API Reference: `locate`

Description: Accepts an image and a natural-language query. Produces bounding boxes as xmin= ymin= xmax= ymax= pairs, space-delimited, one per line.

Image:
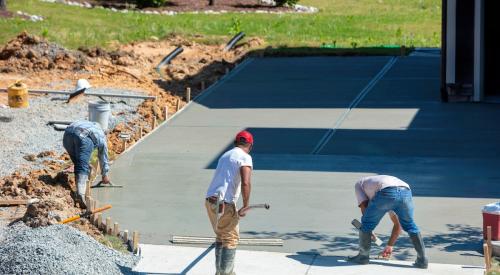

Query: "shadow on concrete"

xmin=243 ymin=224 xmax=483 ymax=262
xmin=287 ymin=253 xmax=415 ymax=268
xmin=206 ymin=126 xmax=500 ymax=198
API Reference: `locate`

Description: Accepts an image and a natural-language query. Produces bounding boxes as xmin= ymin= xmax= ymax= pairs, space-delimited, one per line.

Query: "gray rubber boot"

xmin=220 ymin=247 xmax=236 ymax=275
xmin=409 ymin=232 xmax=428 ymax=269
xmin=215 ymin=242 xmax=222 ymax=275
xmin=75 ymin=174 xmax=88 ymax=209
xmin=347 ymin=231 xmax=371 ymax=264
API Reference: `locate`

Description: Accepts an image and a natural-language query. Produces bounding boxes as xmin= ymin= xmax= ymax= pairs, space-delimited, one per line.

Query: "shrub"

xmin=275 ymin=0 xmax=299 ymax=7
xmin=135 ymin=0 xmax=167 ymax=8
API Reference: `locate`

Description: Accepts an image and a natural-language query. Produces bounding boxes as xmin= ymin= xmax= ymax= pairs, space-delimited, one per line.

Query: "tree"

xmin=0 ymin=0 xmax=6 ymax=11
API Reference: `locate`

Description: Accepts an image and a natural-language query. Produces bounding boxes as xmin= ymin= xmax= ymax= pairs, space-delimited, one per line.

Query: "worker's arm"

xmin=97 ymin=138 xmax=110 ymax=182
xmin=381 ymin=212 xmax=402 ymax=258
xmin=359 ymin=200 xmax=368 ymax=215
xmin=238 ymin=166 xmax=252 ymax=217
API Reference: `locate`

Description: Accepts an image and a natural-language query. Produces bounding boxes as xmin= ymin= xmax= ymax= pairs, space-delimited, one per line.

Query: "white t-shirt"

xmin=355 ymin=175 xmax=410 ymax=205
xmin=206 ymin=147 xmax=253 ymax=203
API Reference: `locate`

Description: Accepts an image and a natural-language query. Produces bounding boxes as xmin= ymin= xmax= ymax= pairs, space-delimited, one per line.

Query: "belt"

xmin=383 ymin=186 xmax=410 ymax=190
xmin=74 ymin=127 xmax=98 ymax=145
xmin=206 ymin=196 xmax=232 ymax=205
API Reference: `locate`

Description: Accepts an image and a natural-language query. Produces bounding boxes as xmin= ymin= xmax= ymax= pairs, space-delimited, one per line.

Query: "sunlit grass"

xmin=0 ymin=0 xmax=441 ymax=49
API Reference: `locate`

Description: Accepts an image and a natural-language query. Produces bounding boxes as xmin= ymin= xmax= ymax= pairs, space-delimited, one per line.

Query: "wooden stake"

xmin=132 ymin=231 xmax=139 ymax=253
xmin=153 ymin=116 xmax=157 ymax=129
xmin=139 ymin=126 xmax=143 ymax=139
xmin=400 ymin=45 xmax=406 ymax=56
xmin=186 ymin=87 xmax=191 ymax=102
xmin=113 ymin=222 xmax=119 ymax=236
xmin=122 ymin=139 xmax=127 ymax=152
xmin=176 ymin=98 xmax=181 ymax=112
xmin=201 ymin=81 xmax=205 ymax=91
xmin=163 ymin=106 xmax=168 ymax=121
xmin=123 ymin=230 xmax=129 ymax=242
xmin=96 ymin=213 xmax=102 ymax=229
xmin=106 ymin=217 xmax=111 ymax=234
xmin=487 ymin=226 xmax=492 ymax=258
xmin=483 ymin=243 xmax=491 ymax=270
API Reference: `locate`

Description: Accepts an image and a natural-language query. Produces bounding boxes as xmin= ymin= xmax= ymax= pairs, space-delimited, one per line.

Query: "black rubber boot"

xmin=215 ymin=242 xmax=222 ymax=275
xmin=347 ymin=231 xmax=371 ymax=264
xmin=409 ymin=232 xmax=428 ymax=269
xmin=220 ymin=247 xmax=236 ymax=275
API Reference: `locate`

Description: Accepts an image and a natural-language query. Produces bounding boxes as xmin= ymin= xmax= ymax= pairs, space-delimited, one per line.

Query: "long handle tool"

xmin=60 ymin=204 xmax=112 ymax=224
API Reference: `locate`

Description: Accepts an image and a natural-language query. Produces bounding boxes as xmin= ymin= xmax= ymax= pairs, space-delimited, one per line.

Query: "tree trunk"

xmin=209 ymin=0 xmax=214 ymax=6
xmin=0 ymin=0 xmax=7 ymax=11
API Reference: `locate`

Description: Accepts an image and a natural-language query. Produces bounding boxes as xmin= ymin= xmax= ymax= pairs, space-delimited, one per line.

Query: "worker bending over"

xmin=63 ymin=120 xmax=111 ymax=208
xmin=205 ymin=131 xmax=254 ymax=275
xmin=348 ymin=175 xmax=428 ymax=268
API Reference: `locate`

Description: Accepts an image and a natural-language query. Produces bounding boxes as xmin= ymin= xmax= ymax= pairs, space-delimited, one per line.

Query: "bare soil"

xmin=0 ymin=32 xmax=262 ymax=239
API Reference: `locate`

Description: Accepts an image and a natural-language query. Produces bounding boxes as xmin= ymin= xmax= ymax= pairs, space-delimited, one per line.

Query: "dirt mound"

xmin=78 ymin=46 xmax=142 ymax=67
xmin=0 ymin=161 xmax=80 ymax=227
xmin=0 ymin=32 xmax=89 ymax=72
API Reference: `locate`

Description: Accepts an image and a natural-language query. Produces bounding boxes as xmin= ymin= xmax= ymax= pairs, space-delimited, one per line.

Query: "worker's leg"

xmin=63 ymin=132 xmax=87 ymax=207
xmin=360 ymin=188 xmax=395 ymax=233
xmin=350 ymin=188 xmax=395 ymax=264
xmin=205 ymin=201 xmax=223 ymax=274
xmin=393 ymin=188 xmax=428 ymax=268
xmin=217 ymin=204 xmax=239 ymax=275
xmin=73 ymin=137 xmax=94 ymax=207
xmin=62 ymin=131 xmax=78 ymax=168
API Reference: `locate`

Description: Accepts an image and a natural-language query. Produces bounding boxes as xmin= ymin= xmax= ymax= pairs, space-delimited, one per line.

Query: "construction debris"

xmin=0 ymin=31 xmax=263 ymax=247
xmin=0 ymin=222 xmax=138 ymax=275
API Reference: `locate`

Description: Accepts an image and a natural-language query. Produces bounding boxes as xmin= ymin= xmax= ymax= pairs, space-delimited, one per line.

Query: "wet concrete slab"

xmin=94 ymin=56 xmax=498 ymax=266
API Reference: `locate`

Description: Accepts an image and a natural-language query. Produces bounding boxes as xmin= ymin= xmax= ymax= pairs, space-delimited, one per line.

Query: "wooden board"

xmin=171 ymin=235 xmax=283 ymax=246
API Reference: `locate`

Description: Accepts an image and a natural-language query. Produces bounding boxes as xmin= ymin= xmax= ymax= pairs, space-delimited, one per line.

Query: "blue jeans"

xmin=63 ymin=131 xmax=94 ymax=176
xmin=361 ymin=186 xmax=420 ymax=234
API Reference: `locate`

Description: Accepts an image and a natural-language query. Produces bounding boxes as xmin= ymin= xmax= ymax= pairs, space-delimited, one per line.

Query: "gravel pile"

xmin=0 ymin=88 xmax=143 ymax=177
xmin=0 ymin=222 xmax=138 ymax=275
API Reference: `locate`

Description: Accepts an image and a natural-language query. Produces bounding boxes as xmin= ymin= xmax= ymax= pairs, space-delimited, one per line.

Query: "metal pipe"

xmin=224 ymin=32 xmax=245 ymax=51
xmin=0 ymin=88 xmax=156 ymax=100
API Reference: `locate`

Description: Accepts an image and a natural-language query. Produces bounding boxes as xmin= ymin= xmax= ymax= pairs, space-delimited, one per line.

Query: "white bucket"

xmin=88 ymin=101 xmax=111 ymax=131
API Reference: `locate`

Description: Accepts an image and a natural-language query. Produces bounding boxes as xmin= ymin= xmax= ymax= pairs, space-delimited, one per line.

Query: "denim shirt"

xmin=68 ymin=120 xmax=110 ymax=176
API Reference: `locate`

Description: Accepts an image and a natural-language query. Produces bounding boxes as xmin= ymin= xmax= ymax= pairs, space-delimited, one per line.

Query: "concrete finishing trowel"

xmin=91 ymin=180 xmax=123 ymax=188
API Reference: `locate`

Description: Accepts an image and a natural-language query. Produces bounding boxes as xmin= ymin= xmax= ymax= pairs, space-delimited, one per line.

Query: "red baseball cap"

xmin=235 ymin=130 xmax=254 ymax=145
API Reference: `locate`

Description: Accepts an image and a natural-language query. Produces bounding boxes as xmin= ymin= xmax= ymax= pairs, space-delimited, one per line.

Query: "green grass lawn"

xmin=0 ymin=0 xmax=441 ymax=49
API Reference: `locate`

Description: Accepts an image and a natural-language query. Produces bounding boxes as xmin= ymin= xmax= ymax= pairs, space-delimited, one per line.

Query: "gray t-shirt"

xmin=355 ymin=175 xmax=410 ymax=205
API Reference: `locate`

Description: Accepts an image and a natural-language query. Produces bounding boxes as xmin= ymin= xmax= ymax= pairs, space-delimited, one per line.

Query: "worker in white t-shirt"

xmin=348 ymin=175 xmax=428 ymax=269
xmin=205 ymin=130 xmax=254 ymax=275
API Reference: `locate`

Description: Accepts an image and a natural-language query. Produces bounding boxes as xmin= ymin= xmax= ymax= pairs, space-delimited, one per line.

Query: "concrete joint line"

xmin=311 ymin=57 xmax=398 ymax=155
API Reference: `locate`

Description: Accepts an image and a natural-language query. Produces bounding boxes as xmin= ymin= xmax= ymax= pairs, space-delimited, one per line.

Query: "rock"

xmin=23 ymin=154 xmax=37 ymax=162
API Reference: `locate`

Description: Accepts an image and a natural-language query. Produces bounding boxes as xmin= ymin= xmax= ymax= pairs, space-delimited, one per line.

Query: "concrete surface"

xmin=133 ymin=244 xmax=485 ymax=275
xmin=94 ymin=56 xmax=500 ymax=267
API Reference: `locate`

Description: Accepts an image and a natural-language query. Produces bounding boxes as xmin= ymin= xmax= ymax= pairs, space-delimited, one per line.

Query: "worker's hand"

xmin=238 ymin=206 xmax=249 ymax=217
xmin=101 ymin=175 xmax=111 ymax=184
xmin=380 ymin=246 xmax=393 ymax=259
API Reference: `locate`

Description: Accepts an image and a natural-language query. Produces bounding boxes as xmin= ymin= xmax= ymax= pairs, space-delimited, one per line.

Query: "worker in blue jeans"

xmin=63 ymin=120 xmax=111 ymax=209
xmin=348 ymin=175 xmax=428 ymax=269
